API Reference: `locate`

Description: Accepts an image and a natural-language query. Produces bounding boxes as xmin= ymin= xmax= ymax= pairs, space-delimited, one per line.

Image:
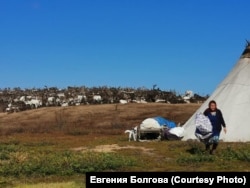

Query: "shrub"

xmin=0 ymin=149 xmax=137 ymax=177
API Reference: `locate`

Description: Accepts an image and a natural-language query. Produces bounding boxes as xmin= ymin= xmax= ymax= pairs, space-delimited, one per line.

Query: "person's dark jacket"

xmin=203 ymin=108 xmax=226 ymax=133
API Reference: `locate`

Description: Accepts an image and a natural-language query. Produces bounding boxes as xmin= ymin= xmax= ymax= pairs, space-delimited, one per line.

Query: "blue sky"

xmin=0 ymin=0 xmax=249 ymax=96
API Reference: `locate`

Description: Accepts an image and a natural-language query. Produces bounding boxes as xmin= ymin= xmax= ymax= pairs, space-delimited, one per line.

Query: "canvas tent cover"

xmin=182 ymin=41 xmax=250 ymax=142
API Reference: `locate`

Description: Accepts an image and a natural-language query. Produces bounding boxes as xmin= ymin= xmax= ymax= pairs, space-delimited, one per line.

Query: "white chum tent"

xmin=182 ymin=41 xmax=250 ymax=142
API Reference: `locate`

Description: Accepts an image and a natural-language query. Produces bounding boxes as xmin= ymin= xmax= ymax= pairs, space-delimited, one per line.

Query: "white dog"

xmin=124 ymin=126 xmax=137 ymax=141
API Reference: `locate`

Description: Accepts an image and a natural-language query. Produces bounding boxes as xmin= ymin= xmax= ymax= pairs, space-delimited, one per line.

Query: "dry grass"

xmin=13 ymin=182 xmax=83 ymax=188
xmin=0 ymin=103 xmax=199 ymax=136
xmin=0 ymin=103 xmax=201 ymax=155
xmin=1 ymin=103 xmax=249 ymax=187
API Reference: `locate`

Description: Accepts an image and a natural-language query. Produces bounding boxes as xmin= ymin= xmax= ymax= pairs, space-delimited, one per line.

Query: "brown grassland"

xmin=0 ymin=103 xmax=249 ymax=187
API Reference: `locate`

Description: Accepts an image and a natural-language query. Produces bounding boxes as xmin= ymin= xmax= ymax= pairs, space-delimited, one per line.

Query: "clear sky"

xmin=1 ymin=0 xmax=249 ymax=96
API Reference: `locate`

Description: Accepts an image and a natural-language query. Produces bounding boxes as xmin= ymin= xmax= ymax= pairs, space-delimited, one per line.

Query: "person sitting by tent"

xmin=203 ymin=100 xmax=227 ymax=155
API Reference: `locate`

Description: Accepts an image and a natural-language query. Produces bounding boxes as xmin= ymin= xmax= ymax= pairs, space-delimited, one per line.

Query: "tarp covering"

xmin=169 ymin=127 xmax=185 ymax=138
xmin=140 ymin=116 xmax=176 ymax=130
xmin=153 ymin=116 xmax=176 ymax=128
